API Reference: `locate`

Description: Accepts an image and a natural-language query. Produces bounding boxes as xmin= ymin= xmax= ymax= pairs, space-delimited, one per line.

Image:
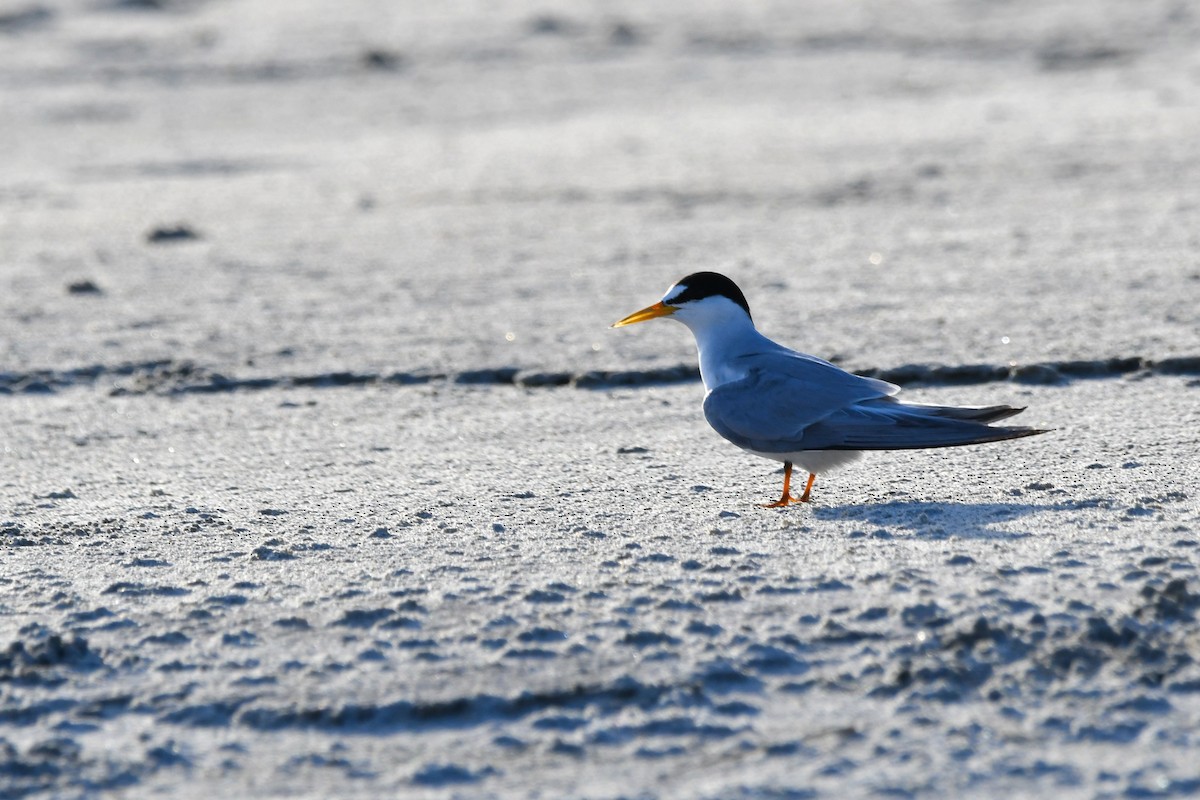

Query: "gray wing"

xmin=702 ymin=351 xmax=898 ymax=452
xmin=777 ymin=398 xmax=1046 ymax=450
xmin=704 ymin=352 xmax=1045 ymax=453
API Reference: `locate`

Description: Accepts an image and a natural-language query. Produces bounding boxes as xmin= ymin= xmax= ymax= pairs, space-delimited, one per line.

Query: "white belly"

xmin=746 ymin=448 xmax=863 ymax=475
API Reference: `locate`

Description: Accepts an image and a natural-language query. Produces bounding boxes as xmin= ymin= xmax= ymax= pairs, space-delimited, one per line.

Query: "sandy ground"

xmin=3 ymin=1 xmax=1200 ymax=798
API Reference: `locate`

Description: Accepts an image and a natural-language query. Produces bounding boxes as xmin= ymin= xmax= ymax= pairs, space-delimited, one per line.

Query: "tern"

xmin=612 ymin=272 xmax=1048 ymax=507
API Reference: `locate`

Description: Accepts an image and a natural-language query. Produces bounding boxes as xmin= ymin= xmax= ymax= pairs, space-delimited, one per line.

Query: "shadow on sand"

xmin=813 ymin=499 xmax=1072 ymax=540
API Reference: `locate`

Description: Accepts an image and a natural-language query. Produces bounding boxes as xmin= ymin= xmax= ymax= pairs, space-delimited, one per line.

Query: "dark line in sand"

xmin=2 ymin=355 xmax=1199 ymax=397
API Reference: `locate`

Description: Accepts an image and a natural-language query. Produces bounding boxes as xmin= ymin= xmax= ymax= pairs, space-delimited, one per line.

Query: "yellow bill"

xmin=611 ymin=301 xmax=677 ymax=328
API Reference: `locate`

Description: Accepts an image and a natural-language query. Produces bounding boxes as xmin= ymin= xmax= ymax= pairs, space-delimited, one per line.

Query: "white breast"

xmin=746 ymin=447 xmax=864 ymax=475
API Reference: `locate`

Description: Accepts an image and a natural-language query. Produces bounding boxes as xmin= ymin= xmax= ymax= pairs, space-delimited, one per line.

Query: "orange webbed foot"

xmin=762 ymin=495 xmax=798 ymax=509
xmin=762 ymin=470 xmax=815 ymax=508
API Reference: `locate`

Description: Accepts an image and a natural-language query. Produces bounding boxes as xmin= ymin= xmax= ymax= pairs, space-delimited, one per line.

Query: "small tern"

xmin=612 ymin=272 xmax=1048 ymax=507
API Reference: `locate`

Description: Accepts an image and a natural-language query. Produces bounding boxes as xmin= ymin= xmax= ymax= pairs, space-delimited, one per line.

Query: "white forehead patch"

xmin=662 ymin=283 xmax=687 ymax=304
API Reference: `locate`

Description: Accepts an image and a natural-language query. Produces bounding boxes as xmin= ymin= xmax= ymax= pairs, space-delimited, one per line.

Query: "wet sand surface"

xmin=3 ymin=1 xmax=1200 ymax=797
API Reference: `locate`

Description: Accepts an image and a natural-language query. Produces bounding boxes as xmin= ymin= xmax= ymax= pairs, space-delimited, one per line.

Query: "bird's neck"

xmin=685 ymin=315 xmax=770 ymax=393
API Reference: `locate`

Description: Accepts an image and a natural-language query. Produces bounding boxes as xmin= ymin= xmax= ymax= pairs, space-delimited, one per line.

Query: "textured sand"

xmin=3 ymin=1 xmax=1200 ymax=798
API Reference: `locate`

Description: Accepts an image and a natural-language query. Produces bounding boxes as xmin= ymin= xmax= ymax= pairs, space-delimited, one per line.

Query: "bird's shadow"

xmin=812 ymin=499 xmax=1072 ymax=540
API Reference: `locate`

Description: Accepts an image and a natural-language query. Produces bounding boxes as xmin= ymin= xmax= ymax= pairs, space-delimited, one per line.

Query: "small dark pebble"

xmin=67 ymin=279 xmax=103 ymax=295
xmin=362 ymin=49 xmax=403 ymax=70
xmin=528 ymin=13 xmax=572 ymax=35
xmin=146 ymin=225 xmax=200 ymax=243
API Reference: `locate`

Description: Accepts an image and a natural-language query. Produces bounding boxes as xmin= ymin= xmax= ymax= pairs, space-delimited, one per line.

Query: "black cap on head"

xmin=667 ymin=272 xmax=752 ymax=320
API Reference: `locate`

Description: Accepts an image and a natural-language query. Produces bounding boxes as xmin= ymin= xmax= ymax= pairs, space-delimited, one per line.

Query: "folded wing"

xmin=704 ymin=355 xmax=1046 ymax=453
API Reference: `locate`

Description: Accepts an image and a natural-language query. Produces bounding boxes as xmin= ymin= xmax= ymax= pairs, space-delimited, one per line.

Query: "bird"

xmin=611 ymin=271 xmax=1048 ymax=507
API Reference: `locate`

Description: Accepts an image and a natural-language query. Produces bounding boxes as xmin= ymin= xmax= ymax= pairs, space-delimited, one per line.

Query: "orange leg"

xmin=763 ymin=462 xmax=816 ymax=508
xmin=797 ymin=471 xmax=815 ymax=503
